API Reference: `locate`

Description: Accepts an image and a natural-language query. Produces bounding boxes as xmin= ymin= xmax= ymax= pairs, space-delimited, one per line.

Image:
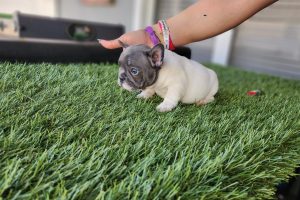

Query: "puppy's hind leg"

xmin=196 ymin=96 xmax=215 ymax=106
xmin=197 ymin=79 xmax=218 ymax=106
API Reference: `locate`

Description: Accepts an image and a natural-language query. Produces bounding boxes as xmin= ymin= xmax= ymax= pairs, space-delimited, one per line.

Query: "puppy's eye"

xmin=130 ymin=67 xmax=139 ymax=75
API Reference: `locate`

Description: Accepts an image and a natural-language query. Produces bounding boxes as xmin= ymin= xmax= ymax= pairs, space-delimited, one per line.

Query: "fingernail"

xmin=97 ymin=39 xmax=102 ymax=42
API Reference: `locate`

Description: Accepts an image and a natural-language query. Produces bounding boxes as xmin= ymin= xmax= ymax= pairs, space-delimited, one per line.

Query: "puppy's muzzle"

xmin=119 ymin=76 xmax=126 ymax=83
xmin=119 ymin=73 xmax=127 ymax=86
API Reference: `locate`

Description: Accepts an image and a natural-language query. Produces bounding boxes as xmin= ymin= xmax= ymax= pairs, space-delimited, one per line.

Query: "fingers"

xmin=98 ymin=29 xmax=148 ymax=49
xmin=98 ymin=39 xmax=121 ymax=49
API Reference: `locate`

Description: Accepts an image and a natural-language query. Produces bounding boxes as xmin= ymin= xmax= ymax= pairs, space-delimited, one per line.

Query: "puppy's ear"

xmin=148 ymin=43 xmax=164 ymax=67
xmin=118 ymin=40 xmax=129 ymax=49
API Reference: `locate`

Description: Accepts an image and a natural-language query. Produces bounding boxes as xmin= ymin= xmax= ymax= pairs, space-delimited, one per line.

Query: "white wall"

xmin=0 ymin=0 xmax=138 ymax=31
xmin=57 ymin=0 xmax=135 ymax=31
xmin=0 ymin=0 xmax=57 ymax=16
xmin=132 ymin=0 xmax=156 ymax=30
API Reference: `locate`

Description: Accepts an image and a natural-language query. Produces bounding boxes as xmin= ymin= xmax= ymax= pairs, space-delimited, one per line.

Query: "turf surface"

xmin=0 ymin=62 xmax=300 ymax=200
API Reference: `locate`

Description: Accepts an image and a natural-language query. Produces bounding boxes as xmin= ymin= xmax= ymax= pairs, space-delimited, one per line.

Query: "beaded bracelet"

xmin=158 ymin=20 xmax=175 ymax=50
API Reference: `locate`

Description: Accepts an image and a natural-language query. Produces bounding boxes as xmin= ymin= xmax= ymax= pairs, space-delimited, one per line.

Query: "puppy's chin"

xmin=121 ymin=82 xmax=134 ymax=92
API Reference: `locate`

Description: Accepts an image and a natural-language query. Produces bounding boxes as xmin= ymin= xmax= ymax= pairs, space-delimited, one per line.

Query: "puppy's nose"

xmin=120 ymin=76 xmax=125 ymax=83
xmin=120 ymin=73 xmax=126 ymax=82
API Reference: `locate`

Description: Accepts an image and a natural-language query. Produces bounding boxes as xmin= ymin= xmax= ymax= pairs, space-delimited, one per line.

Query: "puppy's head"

xmin=118 ymin=41 xmax=164 ymax=91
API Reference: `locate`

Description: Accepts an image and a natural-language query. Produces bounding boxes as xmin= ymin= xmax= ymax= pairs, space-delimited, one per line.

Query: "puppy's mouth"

xmin=119 ymin=77 xmax=144 ymax=91
xmin=122 ymin=83 xmax=143 ymax=92
xmin=121 ymin=84 xmax=134 ymax=91
xmin=119 ymin=79 xmax=136 ymax=92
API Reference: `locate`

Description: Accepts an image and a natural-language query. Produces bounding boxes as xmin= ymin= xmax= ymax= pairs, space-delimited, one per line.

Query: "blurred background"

xmin=0 ymin=0 xmax=299 ymax=79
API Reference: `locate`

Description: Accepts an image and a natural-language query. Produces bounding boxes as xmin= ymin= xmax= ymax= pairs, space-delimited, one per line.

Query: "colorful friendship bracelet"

xmin=158 ymin=20 xmax=175 ymax=50
xmin=145 ymin=21 xmax=175 ymax=50
xmin=158 ymin=20 xmax=169 ymax=49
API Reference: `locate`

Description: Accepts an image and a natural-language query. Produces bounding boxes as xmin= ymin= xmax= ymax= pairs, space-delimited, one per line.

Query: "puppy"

xmin=118 ymin=42 xmax=218 ymax=112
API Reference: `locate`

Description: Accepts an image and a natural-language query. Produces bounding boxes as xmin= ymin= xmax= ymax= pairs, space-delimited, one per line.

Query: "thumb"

xmin=98 ymin=39 xmax=121 ymax=49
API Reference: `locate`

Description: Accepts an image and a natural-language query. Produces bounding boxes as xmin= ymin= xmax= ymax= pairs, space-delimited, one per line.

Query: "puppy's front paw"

xmin=156 ymin=102 xmax=176 ymax=112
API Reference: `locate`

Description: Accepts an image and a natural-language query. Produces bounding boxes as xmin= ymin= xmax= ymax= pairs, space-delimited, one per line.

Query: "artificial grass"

xmin=0 ymin=61 xmax=300 ymax=200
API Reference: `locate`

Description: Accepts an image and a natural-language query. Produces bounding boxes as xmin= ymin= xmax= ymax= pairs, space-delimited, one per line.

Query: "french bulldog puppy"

xmin=118 ymin=41 xmax=218 ymax=112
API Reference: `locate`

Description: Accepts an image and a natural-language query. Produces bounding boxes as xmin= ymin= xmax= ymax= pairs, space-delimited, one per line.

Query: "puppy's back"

xmin=163 ymin=50 xmax=218 ymax=104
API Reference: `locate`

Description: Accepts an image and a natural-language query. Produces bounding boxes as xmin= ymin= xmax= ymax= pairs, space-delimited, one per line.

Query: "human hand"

xmin=98 ymin=29 xmax=153 ymax=49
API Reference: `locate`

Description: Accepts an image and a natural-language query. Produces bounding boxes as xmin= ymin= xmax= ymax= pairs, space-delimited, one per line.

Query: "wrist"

xmin=152 ymin=24 xmax=164 ymax=46
xmin=144 ymin=21 xmax=176 ymax=50
xmin=157 ymin=20 xmax=175 ymax=50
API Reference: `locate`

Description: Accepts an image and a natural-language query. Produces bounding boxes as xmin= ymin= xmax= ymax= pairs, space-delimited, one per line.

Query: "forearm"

xmin=154 ymin=0 xmax=277 ymax=46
